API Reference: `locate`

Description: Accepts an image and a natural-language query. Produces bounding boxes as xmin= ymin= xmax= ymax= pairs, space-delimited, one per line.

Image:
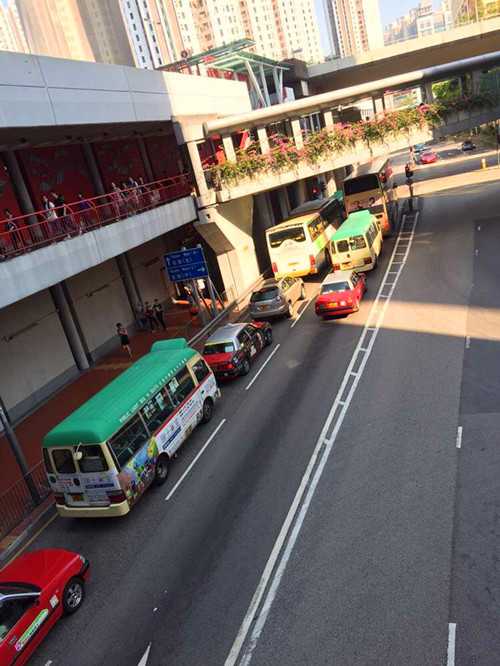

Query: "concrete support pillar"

xmin=424 ymin=82 xmax=434 ymax=103
xmin=333 ymin=167 xmax=347 ymax=189
xmin=222 ymin=134 xmax=236 ymax=162
xmin=322 ymin=110 xmax=334 ymax=129
xmin=186 ymin=141 xmax=210 ymax=199
xmin=471 ymin=70 xmax=482 ymax=94
xmin=294 ymin=178 xmax=308 ymax=206
xmin=277 ymin=187 xmax=291 ymax=219
xmin=324 ymin=171 xmax=337 ymax=197
xmin=291 ymin=118 xmax=304 ymax=150
xmin=254 ymin=192 xmax=275 ymax=229
xmin=372 ymin=97 xmax=385 ymax=115
xmin=82 ymin=143 xmax=105 ymax=196
xmin=257 ymin=127 xmax=270 ymax=154
xmin=116 ymin=253 xmax=142 ymax=316
xmin=138 ymin=137 xmax=154 ymax=182
xmin=2 ymin=150 xmax=35 ymax=216
xmin=50 ymin=283 xmax=90 ymax=371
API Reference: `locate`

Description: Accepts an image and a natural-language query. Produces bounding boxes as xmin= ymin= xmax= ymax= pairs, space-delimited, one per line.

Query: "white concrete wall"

xmin=128 ymin=237 xmax=173 ymax=305
xmin=67 ymin=260 xmax=132 ymax=358
xmin=0 ymin=196 xmax=197 ymax=310
xmin=0 ymin=51 xmax=251 ymax=130
xmin=0 ymin=289 xmax=76 ymax=417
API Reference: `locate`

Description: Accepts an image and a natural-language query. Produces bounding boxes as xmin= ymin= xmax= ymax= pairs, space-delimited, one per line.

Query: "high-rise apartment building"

xmin=0 ymin=1 xmax=28 ymax=53
xmin=76 ymin=0 xmax=135 ymax=66
xmin=325 ymin=0 xmax=384 ymax=57
xmin=16 ymin=0 xmax=94 ymax=61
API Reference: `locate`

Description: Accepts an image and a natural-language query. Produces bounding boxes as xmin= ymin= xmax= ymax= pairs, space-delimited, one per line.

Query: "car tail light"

xmin=108 ymin=490 xmax=126 ymax=504
xmin=54 ymin=493 xmax=66 ymax=505
xmin=333 ymin=264 xmax=340 ymax=271
xmin=272 ymin=262 xmax=278 ymax=274
xmin=364 ymin=257 xmax=371 ymax=265
xmin=309 ymin=255 xmax=316 ymax=268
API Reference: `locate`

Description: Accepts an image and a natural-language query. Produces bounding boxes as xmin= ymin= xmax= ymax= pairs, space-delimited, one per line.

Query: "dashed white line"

xmin=290 ymin=299 xmax=311 ymax=328
xmin=138 ymin=642 xmax=152 ymax=666
xmin=475 ymin=249 xmax=479 ymax=256
xmin=456 ymin=426 xmax=463 ymax=449
xmin=477 ymin=225 xmax=481 ymax=231
xmin=225 ymin=213 xmax=419 ymax=666
xmin=245 ymin=344 xmax=281 ymax=391
xmin=465 ymin=336 xmax=471 ymax=349
xmin=447 ymin=623 xmax=457 ymax=666
xmin=165 ymin=419 xmax=226 ymax=501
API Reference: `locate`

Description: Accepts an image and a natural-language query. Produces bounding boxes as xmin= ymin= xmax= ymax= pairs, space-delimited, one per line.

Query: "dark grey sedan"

xmin=249 ymin=277 xmax=306 ymax=319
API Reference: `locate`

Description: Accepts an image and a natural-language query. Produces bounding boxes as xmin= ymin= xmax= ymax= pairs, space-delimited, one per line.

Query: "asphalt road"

xmin=24 ymin=154 xmax=500 ymax=665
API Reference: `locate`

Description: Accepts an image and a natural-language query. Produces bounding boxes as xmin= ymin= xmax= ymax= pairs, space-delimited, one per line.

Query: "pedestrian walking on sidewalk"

xmin=116 ymin=323 xmax=132 ymax=358
xmin=144 ymin=301 xmax=158 ymax=331
xmin=153 ymin=299 xmax=166 ymax=330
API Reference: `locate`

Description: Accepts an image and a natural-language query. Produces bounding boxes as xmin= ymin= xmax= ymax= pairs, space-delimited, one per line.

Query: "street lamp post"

xmin=0 ymin=405 xmax=40 ymax=505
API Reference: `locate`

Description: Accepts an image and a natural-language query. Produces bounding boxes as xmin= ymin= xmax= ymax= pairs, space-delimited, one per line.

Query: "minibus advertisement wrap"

xmin=43 ymin=339 xmax=220 ymax=517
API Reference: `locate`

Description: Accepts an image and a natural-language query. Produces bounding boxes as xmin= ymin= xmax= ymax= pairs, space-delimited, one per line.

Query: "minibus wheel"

xmin=201 ymin=398 xmax=214 ymax=424
xmin=154 ymin=454 xmax=169 ymax=485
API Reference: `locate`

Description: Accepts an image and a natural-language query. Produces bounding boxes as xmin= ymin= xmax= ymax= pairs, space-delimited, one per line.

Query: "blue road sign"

xmin=164 ymin=247 xmax=208 ymax=283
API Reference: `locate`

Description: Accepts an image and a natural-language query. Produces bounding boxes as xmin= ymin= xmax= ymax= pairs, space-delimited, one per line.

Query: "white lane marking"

xmin=465 ymin=336 xmax=471 ymax=349
xmin=138 ymin=643 xmax=152 ymax=666
xmin=477 ymin=225 xmax=481 ymax=231
xmin=165 ymin=419 xmax=226 ymax=501
xmin=475 ymin=249 xmax=479 ymax=256
xmin=290 ymin=299 xmax=311 ymax=329
xmin=245 ymin=344 xmax=281 ymax=391
xmin=447 ymin=623 xmax=457 ymax=666
xmin=456 ymin=426 xmax=463 ymax=449
xmin=225 ymin=213 xmax=419 ymax=666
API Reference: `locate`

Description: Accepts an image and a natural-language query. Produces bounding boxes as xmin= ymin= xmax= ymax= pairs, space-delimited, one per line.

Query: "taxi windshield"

xmin=204 ymin=342 xmax=235 ymax=355
xmin=321 ymin=281 xmax=350 ymax=294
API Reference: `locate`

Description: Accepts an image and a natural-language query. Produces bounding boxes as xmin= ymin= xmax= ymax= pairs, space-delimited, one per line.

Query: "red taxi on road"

xmin=419 ymin=150 xmax=437 ymax=164
xmin=315 ymin=270 xmax=367 ymax=319
xmin=0 ymin=548 xmax=89 ymax=665
xmin=203 ymin=322 xmax=272 ymax=379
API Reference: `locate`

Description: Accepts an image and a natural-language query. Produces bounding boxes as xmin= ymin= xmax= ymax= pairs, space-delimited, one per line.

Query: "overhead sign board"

xmin=164 ymin=247 xmax=208 ymax=283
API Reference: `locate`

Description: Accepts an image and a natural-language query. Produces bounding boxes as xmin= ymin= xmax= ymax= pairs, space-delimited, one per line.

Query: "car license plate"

xmin=260 ymin=304 xmax=270 ymax=310
xmin=328 ymin=302 xmax=337 ymax=308
xmin=288 ymin=261 xmax=299 ymax=266
xmin=341 ymin=262 xmax=352 ymax=269
xmin=71 ymin=493 xmax=84 ymax=502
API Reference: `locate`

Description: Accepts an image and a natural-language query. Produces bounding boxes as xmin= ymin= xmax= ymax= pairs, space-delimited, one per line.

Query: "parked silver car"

xmin=249 ymin=276 xmax=306 ymax=319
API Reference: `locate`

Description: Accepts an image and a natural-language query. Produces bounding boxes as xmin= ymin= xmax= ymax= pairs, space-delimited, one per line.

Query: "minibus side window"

xmin=168 ymin=368 xmax=195 ymax=406
xmin=52 ymin=449 xmax=76 ymax=474
xmin=79 ymin=445 xmax=108 ymax=473
xmin=109 ymin=415 xmax=150 ymax=467
xmin=141 ymin=388 xmax=174 ymax=432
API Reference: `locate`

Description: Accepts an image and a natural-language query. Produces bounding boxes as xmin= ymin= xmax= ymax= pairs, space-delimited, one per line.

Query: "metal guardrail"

xmin=0 ymin=174 xmax=192 ymax=261
xmin=0 ymin=462 xmax=51 ymax=542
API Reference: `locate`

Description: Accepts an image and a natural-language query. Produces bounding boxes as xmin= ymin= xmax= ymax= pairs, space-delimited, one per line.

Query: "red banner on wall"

xmin=0 ymin=158 xmax=22 ymax=220
xmin=144 ymin=134 xmax=183 ymax=180
xmin=18 ymin=145 xmax=95 ymax=208
xmin=93 ymin=139 xmax=146 ymax=190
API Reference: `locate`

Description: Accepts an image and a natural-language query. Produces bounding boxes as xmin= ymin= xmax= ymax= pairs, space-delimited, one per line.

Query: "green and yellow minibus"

xmin=330 ymin=210 xmax=383 ymax=272
xmin=42 ymin=339 xmax=220 ymax=518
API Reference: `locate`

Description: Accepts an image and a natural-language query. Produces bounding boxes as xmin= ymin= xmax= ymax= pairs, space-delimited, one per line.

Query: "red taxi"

xmin=203 ymin=322 xmax=272 ymax=379
xmin=315 ymin=270 xmax=367 ymax=319
xmin=0 ymin=548 xmax=89 ymax=665
xmin=419 ymin=150 xmax=437 ymax=164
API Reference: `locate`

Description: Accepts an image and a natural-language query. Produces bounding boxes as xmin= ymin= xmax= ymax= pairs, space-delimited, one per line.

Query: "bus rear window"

xmin=344 ymin=174 xmax=379 ymax=196
xmin=336 ymin=240 xmax=349 ymax=253
xmin=350 ymin=235 xmax=367 ymax=249
xmin=268 ymin=226 xmax=306 ymax=248
xmin=52 ymin=449 xmax=76 ymax=474
xmin=79 ymin=445 xmax=108 ymax=473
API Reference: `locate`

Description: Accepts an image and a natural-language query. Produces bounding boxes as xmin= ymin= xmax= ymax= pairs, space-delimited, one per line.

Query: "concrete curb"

xmin=0 ymin=499 xmax=56 ymax=567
